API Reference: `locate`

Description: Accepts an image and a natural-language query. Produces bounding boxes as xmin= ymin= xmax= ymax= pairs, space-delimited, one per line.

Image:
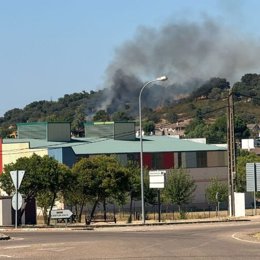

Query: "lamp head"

xmin=156 ymin=76 xmax=168 ymax=81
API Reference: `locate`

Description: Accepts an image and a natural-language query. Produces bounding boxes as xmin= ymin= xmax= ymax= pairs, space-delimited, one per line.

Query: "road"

xmin=1 ymin=220 xmax=260 ymax=259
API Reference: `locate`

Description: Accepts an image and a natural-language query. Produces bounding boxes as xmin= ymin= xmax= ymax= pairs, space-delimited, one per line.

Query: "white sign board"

xmin=10 ymin=170 xmax=25 ymax=189
xmin=246 ymin=163 xmax=260 ymax=192
xmin=51 ymin=209 xmax=73 ymax=219
xmin=246 ymin=163 xmax=255 ymax=192
xmin=242 ymin=139 xmax=255 ymax=150
xmin=12 ymin=192 xmax=23 ymax=210
xmin=255 ymin=163 xmax=260 ymax=191
xmin=149 ymin=170 xmax=166 ymax=189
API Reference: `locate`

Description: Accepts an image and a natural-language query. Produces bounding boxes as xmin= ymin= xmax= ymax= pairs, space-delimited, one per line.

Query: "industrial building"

xmin=0 ymin=121 xmax=228 ymax=208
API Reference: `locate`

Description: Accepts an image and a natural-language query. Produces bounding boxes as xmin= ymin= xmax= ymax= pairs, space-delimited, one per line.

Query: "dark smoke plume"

xmin=102 ymin=18 xmax=260 ymax=114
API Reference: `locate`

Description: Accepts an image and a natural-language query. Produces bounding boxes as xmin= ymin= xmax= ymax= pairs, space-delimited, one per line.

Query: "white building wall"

xmin=187 ymin=167 xmax=227 ymax=206
xmin=0 ymin=197 xmax=12 ymax=226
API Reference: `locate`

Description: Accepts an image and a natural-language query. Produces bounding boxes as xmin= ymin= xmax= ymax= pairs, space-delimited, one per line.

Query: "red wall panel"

xmin=0 ymin=138 xmax=2 ymax=174
xmin=143 ymin=153 xmax=152 ymax=168
xmin=163 ymin=152 xmax=174 ymax=169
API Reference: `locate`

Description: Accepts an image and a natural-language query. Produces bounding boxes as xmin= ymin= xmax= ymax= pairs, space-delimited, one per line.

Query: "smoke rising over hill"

xmin=102 ymin=18 xmax=260 ymax=114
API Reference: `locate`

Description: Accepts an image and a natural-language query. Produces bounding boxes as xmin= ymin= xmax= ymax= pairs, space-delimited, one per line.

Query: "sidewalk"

xmin=1 ymin=215 xmax=259 ymax=240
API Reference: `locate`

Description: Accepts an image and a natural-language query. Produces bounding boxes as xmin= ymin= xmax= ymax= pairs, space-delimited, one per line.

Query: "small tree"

xmin=205 ymin=177 xmax=228 ymax=215
xmin=163 ymin=168 xmax=196 ymax=215
xmin=125 ymin=161 xmax=141 ymax=223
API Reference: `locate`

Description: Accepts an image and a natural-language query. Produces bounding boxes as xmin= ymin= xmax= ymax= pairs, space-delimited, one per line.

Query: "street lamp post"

xmin=139 ymin=75 xmax=168 ymax=224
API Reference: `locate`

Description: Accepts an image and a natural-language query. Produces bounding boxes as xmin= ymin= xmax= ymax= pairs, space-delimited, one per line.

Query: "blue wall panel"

xmin=48 ymin=148 xmax=63 ymax=163
xmin=48 ymin=147 xmax=76 ymax=168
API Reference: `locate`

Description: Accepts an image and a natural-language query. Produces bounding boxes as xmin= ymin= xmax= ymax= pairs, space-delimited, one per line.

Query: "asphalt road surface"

xmin=1 ymin=220 xmax=260 ymax=259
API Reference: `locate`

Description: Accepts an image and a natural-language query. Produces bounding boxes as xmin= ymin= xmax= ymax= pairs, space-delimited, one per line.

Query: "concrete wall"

xmin=187 ymin=167 xmax=227 ymax=207
xmin=2 ymin=142 xmax=48 ymax=169
xmin=48 ymin=123 xmax=71 ymax=142
xmin=0 ymin=197 xmax=12 ymax=226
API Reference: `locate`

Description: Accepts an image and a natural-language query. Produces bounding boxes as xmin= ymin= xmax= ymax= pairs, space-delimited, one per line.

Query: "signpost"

xmin=11 ymin=192 xmax=23 ymax=211
xmin=246 ymin=163 xmax=260 ymax=215
xmin=149 ymin=170 xmax=166 ymax=222
xmin=10 ymin=170 xmax=25 ymax=228
xmin=51 ymin=209 xmax=73 ymax=219
xmin=149 ymin=170 xmax=166 ymax=189
xmin=51 ymin=209 xmax=73 ymax=226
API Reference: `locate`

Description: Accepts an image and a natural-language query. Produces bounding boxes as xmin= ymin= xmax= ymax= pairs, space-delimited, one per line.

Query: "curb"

xmin=0 ymin=233 xmax=10 ymax=240
xmin=0 ymin=217 xmax=250 ymax=231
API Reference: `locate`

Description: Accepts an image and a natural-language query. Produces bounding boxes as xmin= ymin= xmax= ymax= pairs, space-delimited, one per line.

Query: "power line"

xmin=0 ymin=129 xmax=139 ymax=157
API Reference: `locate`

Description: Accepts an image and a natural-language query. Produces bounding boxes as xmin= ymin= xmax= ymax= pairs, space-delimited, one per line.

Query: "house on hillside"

xmin=155 ymin=119 xmax=191 ymax=137
xmin=247 ymin=124 xmax=260 ymax=138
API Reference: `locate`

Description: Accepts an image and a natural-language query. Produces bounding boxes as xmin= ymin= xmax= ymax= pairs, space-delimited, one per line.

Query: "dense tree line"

xmin=1 ymin=73 xmax=260 ymax=139
xmin=0 ymin=154 xmax=202 ymax=225
xmin=3 ymin=150 xmax=258 ymax=224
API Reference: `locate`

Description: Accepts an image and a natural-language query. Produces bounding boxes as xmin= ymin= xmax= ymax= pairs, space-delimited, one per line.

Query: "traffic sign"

xmin=12 ymin=192 xmax=23 ymax=210
xmin=149 ymin=170 xmax=166 ymax=188
xmin=51 ymin=209 xmax=73 ymax=219
xmin=10 ymin=170 xmax=25 ymax=189
xmin=246 ymin=163 xmax=256 ymax=192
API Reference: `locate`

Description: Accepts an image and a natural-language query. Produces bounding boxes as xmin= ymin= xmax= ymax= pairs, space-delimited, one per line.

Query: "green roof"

xmin=72 ymin=136 xmax=226 ymax=155
xmin=3 ymin=136 xmax=226 ymax=155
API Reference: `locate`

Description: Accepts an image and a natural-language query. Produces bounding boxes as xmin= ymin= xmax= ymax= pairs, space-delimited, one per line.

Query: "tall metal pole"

xmin=15 ymin=171 xmax=18 ymax=229
xmin=227 ymin=90 xmax=235 ymax=216
xmin=139 ymin=76 xmax=167 ymax=224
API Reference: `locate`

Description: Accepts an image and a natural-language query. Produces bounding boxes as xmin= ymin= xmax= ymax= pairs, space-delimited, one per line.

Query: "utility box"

xmin=0 ymin=196 xmax=36 ymax=226
xmin=0 ymin=196 xmax=12 ymax=226
xmin=234 ymin=192 xmax=245 ymax=217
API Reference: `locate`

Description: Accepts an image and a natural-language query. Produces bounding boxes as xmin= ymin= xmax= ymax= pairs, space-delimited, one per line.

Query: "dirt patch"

xmin=252 ymin=232 xmax=260 ymax=240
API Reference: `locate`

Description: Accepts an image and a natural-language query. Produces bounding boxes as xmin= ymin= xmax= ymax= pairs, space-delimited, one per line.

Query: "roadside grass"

xmin=36 ymin=208 xmax=260 ymax=225
xmin=253 ymin=233 xmax=260 ymax=240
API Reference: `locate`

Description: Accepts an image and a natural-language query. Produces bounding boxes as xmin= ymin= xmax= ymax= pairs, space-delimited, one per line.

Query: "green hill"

xmin=1 ymin=73 xmax=260 ymax=139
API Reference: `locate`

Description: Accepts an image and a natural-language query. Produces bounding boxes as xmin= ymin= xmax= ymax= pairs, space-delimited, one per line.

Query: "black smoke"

xmin=101 ymin=18 xmax=260 ymax=115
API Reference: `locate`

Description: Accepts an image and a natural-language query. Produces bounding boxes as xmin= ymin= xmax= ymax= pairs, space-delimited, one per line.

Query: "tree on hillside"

xmin=111 ymin=111 xmax=133 ymax=121
xmin=71 ymin=105 xmax=86 ymax=136
xmin=207 ymin=116 xmax=227 ymax=143
xmin=165 ymin=111 xmax=178 ymax=123
xmin=163 ymin=168 xmax=196 ymax=216
xmin=184 ymin=116 xmax=208 ymax=139
xmin=190 ymin=77 xmax=230 ymax=100
xmin=143 ymin=121 xmax=155 ymax=135
xmin=142 ymin=108 xmax=160 ymax=123
xmin=185 ymin=112 xmax=250 ymax=144
xmin=234 ymin=116 xmax=250 ymax=140
xmin=93 ymin=110 xmax=110 ymax=121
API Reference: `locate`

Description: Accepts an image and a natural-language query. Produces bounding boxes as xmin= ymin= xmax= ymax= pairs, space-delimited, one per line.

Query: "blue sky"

xmin=1 ymin=0 xmax=260 ymax=116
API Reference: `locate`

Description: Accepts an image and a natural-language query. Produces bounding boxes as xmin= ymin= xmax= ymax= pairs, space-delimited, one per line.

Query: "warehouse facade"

xmin=0 ymin=122 xmax=227 ymax=208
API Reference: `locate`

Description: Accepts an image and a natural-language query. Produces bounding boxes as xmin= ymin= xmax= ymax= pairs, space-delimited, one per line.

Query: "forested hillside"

xmin=1 ymin=73 xmax=260 ymax=140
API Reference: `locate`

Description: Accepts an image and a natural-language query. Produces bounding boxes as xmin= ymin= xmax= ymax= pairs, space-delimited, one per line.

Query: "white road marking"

xmin=11 ymin=237 xmax=24 ymax=241
xmin=3 ymin=245 xmax=30 ymax=249
xmin=38 ymin=246 xmax=74 ymax=252
xmin=0 ymin=255 xmax=12 ymax=258
xmin=232 ymin=232 xmax=260 ymax=244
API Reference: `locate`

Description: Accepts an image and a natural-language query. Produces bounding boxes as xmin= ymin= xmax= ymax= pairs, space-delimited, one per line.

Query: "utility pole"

xmin=227 ymin=90 xmax=236 ymax=216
